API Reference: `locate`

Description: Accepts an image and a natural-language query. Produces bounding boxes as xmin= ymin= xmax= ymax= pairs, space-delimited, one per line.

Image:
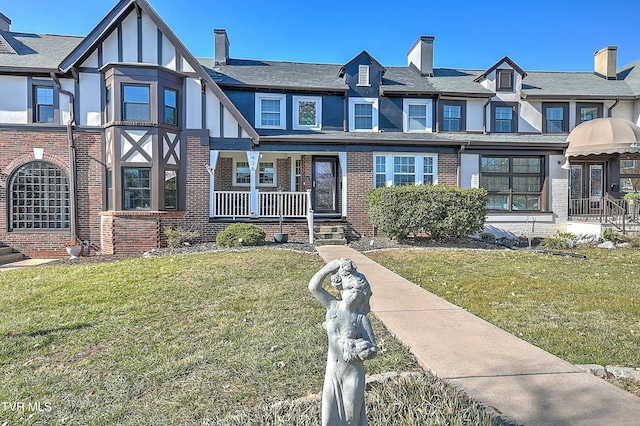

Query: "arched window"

xmin=10 ymin=161 xmax=70 ymax=230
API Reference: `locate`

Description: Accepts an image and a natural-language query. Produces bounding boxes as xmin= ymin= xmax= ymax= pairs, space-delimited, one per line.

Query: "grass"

xmin=367 ymin=248 xmax=640 ymax=368
xmin=0 ymin=250 xmax=498 ymax=425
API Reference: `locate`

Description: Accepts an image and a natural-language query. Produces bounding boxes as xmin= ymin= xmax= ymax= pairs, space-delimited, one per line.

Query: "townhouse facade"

xmin=1 ymin=0 xmax=640 ymax=257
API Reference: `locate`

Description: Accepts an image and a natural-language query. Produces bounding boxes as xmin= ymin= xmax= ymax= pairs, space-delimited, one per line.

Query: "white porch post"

xmin=338 ymin=152 xmax=347 ymax=218
xmin=247 ymin=151 xmax=260 ymax=218
xmin=209 ymin=151 xmax=219 ymax=217
xmin=307 ymin=189 xmax=314 ymax=244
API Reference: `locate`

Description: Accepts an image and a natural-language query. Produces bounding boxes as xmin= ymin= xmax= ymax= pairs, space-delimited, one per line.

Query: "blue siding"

xmin=226 ymin=90 xmax=255 ymax=125
xmin=322 ymin=95 xmax=344 ymax=130
xmin=379 ymin=97 xmax=403 ymax=131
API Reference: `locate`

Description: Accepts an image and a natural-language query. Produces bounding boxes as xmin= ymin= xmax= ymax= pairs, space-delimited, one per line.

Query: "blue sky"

xmin=3 ymin=0 xmax=640 ymax=71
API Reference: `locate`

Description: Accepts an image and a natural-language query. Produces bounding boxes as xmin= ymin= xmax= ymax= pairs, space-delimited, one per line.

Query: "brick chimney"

xmin=214 ymin=29 xmax=229 ymax=65
xmin=407 ymin=36 xmax=435 ymax=77
xmin=594 ymin=46 xmax=618 ymax=80
xmin=0 ymin=13 xmax=11 ymax=32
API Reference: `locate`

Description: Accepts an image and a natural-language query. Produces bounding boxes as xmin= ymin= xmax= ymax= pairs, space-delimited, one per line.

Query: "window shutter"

xmin=358 ymin=65 xmax=370 ymax=86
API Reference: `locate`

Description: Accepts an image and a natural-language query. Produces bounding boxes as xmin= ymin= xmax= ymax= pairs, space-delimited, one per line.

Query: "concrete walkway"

xmin=316 ymin=246 xmax=640 ymax=426
xmin=0 ymin=258 xmax=56 ymax=271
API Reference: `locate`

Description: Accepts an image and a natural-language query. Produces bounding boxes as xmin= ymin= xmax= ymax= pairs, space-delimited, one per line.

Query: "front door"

xmin=312 ymin=157 xmax=338 ymax=213
xmin=569 ymin=161 xmax=604 ymax=214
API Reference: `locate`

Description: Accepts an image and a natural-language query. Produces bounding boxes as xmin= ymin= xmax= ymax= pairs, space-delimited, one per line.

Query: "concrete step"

xmin=0 ymin=246 xmax=13 ymax=256
xmin=0 ymin=251 xmax=25 ymax=266
xmin=315 ymin=226 xmax=343 ymax=234
xmin=314 ymin=238 xmax=347 ymax=246
xmin=314 ymin=232 xmax=345 ymax=240
xmin=314 ymin=225 xmax=346 ymax=246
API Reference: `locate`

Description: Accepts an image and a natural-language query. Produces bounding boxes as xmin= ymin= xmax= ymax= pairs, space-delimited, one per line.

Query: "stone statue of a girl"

xmin=309 ymin=257 xmax=377 ymax=426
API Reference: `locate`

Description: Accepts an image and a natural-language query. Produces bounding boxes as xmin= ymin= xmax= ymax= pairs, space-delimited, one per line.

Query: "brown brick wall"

xmin=0 ymin=128 xmax=103 ymax=258
xmin=438 ymin=153 xmax=459 ymax=186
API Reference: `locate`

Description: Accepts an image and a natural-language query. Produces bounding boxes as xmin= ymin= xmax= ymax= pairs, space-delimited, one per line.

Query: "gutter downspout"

xmin=607 ymin=98 xmax=619 ymax=117
xmin=51 ymin=71 xmax=78 ymax=243
xmin=482 ymin=97 xmax=491 ymax=135
xmin=343 ymin=92 xmax=347 ymax=131
xmin=435 ymin=94 xmax=441 ymax=132
xmin=457 ymin=141 xmax=470 ymax=187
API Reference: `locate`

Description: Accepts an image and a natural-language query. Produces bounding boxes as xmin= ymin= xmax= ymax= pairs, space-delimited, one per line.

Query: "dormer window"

xmin=357 ymin=65 xmax=370 ymax=86
xmin=497 ymin=69 xmax=514 ymax=91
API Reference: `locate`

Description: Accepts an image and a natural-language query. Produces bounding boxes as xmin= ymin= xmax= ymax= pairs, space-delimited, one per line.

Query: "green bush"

xmin=366 ymin=185 xmax=488 ymax=240
xmin=542 ymin=236 xmax=569 ymax=250
xmin=602 ymin=228 xmax=624 ymax=243
xmin=216 ymin=223 xmax=266 ymax=247
xmin=164 ymin=226 xmax=200 ymax=248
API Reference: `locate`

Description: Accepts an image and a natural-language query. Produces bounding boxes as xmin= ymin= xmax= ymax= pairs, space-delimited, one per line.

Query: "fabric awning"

xmin=565 ymin=117 xmax=640 ymax=157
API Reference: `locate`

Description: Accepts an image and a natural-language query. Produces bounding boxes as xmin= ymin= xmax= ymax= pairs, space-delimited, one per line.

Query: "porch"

xmin=568 ymin=195 xmax=640 ymax=235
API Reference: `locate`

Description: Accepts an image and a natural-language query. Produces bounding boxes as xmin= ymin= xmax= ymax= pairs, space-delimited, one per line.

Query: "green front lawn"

xmin=368 ymin=248 xmax=640 ymax=368
xmin=1 ymin=250 xmax=498 ymax=425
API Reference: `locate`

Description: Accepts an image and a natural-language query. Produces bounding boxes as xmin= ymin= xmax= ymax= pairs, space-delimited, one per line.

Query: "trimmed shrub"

xmin=164 ymin=226 xmax=200 ymax=248
xmin=366 ymin=185 xmax=488 ymax=240
xmin=216 ymin=223 xmax=266 ymax=247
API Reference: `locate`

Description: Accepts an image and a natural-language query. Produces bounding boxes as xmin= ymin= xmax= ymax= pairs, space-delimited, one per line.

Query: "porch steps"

xmin=0 ymin=244 xmax=24 ymax=266
xmin=314 ymin=226 xmax=347 ymax=246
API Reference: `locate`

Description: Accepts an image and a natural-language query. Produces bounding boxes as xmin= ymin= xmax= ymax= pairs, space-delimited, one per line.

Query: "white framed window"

xmin=358 ymin=65 xmax=370 ymax=86
xmin=349 ymin=97 xmax=378 ymax=132
xmin=255 ymin=93 xmax=286 ymax=129
xmin=235 ymin=161 xmax=251 ymax=185
xmin=258 ymin=161 xmax=275 ymax=185
xmin=293 ymin=96 xmax=322 ymax=130
xmin=233 ymin=160 xmax=277 ymax=187
xmin=403 ymin=99 xmax=433 ymax=132
xmin=373 ymin=153 xmax=438 ymax=188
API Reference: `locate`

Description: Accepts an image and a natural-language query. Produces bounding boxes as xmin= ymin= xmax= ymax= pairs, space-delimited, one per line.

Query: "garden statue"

xmin=309 ymin=258 xmax=378 ymax=426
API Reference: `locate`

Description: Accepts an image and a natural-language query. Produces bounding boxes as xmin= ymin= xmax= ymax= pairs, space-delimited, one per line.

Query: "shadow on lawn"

xmin=7 ymin=323 xmax=92 ymax=338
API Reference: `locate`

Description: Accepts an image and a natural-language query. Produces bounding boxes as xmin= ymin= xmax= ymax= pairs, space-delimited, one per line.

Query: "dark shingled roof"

xmin=522 ymin=71 xmax=635 ymax=99
xmin=202 ymin=56 xmax=640 ymax=101
xmin=199 ymin=58 xmax=347 ymax=92
xmin=0 ymin=30 xmax=82 ymax=70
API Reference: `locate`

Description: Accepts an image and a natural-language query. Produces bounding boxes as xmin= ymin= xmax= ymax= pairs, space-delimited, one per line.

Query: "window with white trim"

xmin=373 ymin=154 xmax=438 ymax=188
xmin=349 ymin=98 xmax=378 ymax=132
xmin=235 ymin=161 xmax=251 ymax=185
xmin=259 ymin=162 xmax=275 ymax=185
xmin=293 ymin=96 xmax=322 ymax=130
xmin=234 ymin=160 xmax=277 ymax=186
xmin=358 ymin=65 xmax=370 ymax=86
xmin=403 ymin=99 xmax=432 ymax=132
xmin=255 ymin=93 xmax=286 ymax=129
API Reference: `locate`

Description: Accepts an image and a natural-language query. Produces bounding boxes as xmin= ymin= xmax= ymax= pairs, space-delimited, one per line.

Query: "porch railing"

xmin=568 ymin=197 xmax=604 ymax=221
xmin=258 ymin=192 xmax=309 ymax=218
xmin=213 ymin=191 xmax=251 ymax=219
xmin=213 ymin=191 xmax=311 ymax=219
xmin=603 ymin=194 xmax=626 ymax=233
xmin=569 ymin=195 xmax=640 ymax=233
